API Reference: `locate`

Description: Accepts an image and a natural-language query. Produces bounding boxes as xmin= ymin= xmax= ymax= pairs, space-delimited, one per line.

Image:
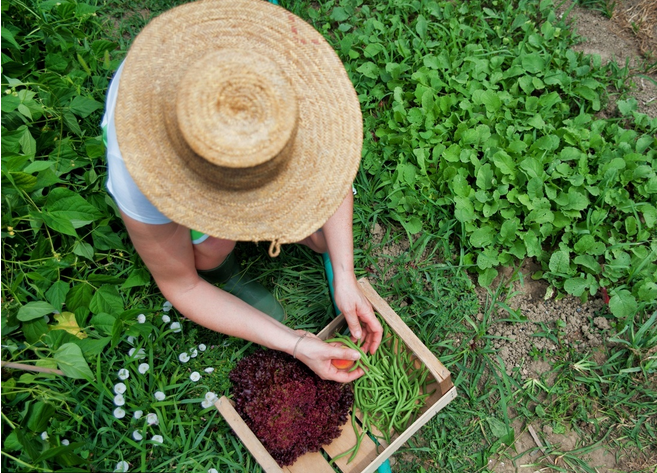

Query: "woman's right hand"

xmin=291 ymin=330 xmax=364 ymax=383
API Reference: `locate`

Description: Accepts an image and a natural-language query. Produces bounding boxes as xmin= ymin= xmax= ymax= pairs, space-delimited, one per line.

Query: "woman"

xmin=102 ymin=0 xmax=382 ymax=382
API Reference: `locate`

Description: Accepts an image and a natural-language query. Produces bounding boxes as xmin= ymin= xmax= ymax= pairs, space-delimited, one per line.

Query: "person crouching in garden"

xmin=101 ymin=0 xmax=382 ymax=382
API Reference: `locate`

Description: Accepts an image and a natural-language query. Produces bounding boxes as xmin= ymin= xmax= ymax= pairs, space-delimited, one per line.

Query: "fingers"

xmin=328 ymin=366 xmax=364 ymax=383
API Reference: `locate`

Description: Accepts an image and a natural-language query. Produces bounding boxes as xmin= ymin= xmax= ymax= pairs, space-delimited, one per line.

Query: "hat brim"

xmin=115 ymin=0 xmax=362 ymax=244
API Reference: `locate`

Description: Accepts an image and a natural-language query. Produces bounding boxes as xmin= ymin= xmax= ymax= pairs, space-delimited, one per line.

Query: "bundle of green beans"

xmin=326 ymin=322 xmax=434 ymax=463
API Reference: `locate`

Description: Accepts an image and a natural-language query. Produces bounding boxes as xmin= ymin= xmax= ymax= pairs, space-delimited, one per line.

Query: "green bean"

xmin=328 ymin=319 xmax=432 ymax=464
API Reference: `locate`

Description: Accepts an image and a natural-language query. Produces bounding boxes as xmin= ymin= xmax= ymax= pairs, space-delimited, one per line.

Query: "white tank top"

xmin=101 ymin=63 xmax=172 ymax=225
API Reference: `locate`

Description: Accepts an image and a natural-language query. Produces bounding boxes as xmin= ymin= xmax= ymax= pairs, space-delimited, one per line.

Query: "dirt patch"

xmin=557 ymin=0 xmax=657 ymax=118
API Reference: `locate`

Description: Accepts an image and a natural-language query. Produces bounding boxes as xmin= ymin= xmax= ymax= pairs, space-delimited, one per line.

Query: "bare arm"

xmin=321 ymin=190 xmax=383 ymax=354
xmin=120 ymin=211 xmax=364 ymax=381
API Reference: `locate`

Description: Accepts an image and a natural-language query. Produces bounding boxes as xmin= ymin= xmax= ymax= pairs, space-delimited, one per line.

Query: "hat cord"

xmin=268 ymin=239 xmax=281 ymax=258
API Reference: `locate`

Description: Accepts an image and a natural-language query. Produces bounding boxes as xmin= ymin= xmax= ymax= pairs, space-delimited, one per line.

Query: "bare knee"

xmin=193 ymin=237 xmax=236 ymax=270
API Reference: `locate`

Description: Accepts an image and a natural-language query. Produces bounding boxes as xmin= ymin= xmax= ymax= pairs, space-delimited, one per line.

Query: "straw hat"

xmin=114 ymin=0 xmax=362 ymax=256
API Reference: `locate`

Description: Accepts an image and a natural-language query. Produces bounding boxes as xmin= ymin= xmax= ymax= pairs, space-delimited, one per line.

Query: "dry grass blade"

xmin=611 ymin=0 xmax=657 ymax=57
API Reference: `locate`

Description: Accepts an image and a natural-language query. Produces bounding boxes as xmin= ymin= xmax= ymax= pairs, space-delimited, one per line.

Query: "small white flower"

xmin=137 ymin=314 xmax=146 ymax=324
xmin=114 ymin=394 xmax=125 ymax=406
xmin=190 ymin=372 xmax=201 ymax=382
xmin=133 ymin=410 xmax=143 ymax=419
xmin=114 ymin=460 xmax=130 ymax=473
xmin=41 ymin=431 xmax=48 ymax=441
xmin=190 ymin=348 xmax=198 ymax=358
xmin=118 ymin=368 xmax=130 ymax=380
xmin=162 ymin=301 xmax=173 ymax=312
xmin=204 ymin=367 xmax=215 ymax=373
xmin=114 ymin=382 xmax=127 ymax=394
xmin=201 ymin=399 xmax=213 ymax=409
xmin=205 ymin=391 xmax=218 ymax=402
xmin=126 ymin=336 xmax=136 ymax=345
xmin=179 ymin=352 xmax=190 ymax=363
xmin=61 ymin=439 xmax=69 ymax=446
xmin=138 ymin=363 xmax=149 ymax=374
xmin=146 ymin=413 xmax=158 ymax=425
xmin=161 ymin=314 xmax=171 ymax=324
xmin=132 ymin=430 xmax=143 ymax=441
xmin=113 ymin=407 xmax=126 ymax=419
xmin=154 ymin=391 xmax=166 ymax=401
xmin=208 ymin=469 xmax=219 ymax=473
xmin=151 ymin=434 xmax=164 ymax=444
xmin=128 ymin=348 xmax=146 ymax=359
xmin=170 ymin=322 xmax=181 ymax=333
xmin=198 ymin=343 xmax=207 ymax=352
xmin=43 ymin=315 xmax=50 ymax=323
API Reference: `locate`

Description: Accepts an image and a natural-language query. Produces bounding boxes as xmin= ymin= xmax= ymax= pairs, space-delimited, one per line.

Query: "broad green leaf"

xmin=73 ymin=240 xmax=95 ymax=260
xmin=54 ymin=343 xmax=94 ymax=381
xmin=499 ymin=218 xmax=519 ymax=243
xmin=454 ymin=196 xmax=475 ymax=222
xmin=400 ymin=216 xmax=422 ymax=234
xmin=637 ymin=282 xmax=657 ymax=302
xmin=42 ymin=213 xmax=77 ymax=236
xmin=477 ymin=247 xmax=499 ymax=270
xmin=470 ymin=226 xmax=496 ymax=248
xmin=92 ymin=225 xmax=125 ymax=250
xmin=523 ymin=231 xmax=542 ymax=257
xmin=66 ymin=283 xmax=94 ymax=312
xmin=617 ymin=98 xmax=637 ymax=115
xmin=608 ymin=289 xmax=637 ymax=318
xmin=486 ymin=417 xmax=509 ymax=439
xmin=1 ymin=26 xmax=20 ymax=49
xmin=121 ymin=268 xmax=151 ymax=289
xmin=476 ymin=163 xmax=494 ymax=189
xmin=478 ymin=268 xmax=498 ymax=287
xmin=45 ymin=280 xmax=70 ymax=311
xmin=69 ymin=96 xmax=103 ymax=118
xmin=522 ymin=53 xmax=545 ymax=73
xmin=416 ymin=14 xmax=428 ymax=39
xmin=22 ymin=318 xmax=48 ymax=344
xmin=74 ymin=336 xmax=111 ymax=356
xmin=574 ymin=255 xmax=602 ymax=273
xmin=356 ymin=62 xmax=379 ymax=79
xmin=89 ymin=285 xmax=123 ymax=315
xmin=641 ymin=205 xmax=656 ymax=228
xmin=549 ymin=250 xmax=570 ymax=274
xmin=492 ymin=150 xmax=516 ymax=176
xmin=45 ymin=187 xmax=102 ymax=229
xmin=480 ymin=90 xmax=501 ymax=112
xmin=89 ymin=313 xmax=116 ymax=336
xmin=528 ymin=113 xmax=545 ymax=129
xmin=26 ymin=402 xmax=55 ymax=432
xmin=330 ymin=6 xmax=350 ymax=21
xmin=17 ymin=301 xmax=56 ymax=321
xmin=564 ymin=277 xmax=587 ymax=296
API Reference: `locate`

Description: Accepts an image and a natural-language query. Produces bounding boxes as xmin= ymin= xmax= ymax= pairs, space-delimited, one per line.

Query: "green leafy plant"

xmin=293 ymin=0 xmax=657 ymax=319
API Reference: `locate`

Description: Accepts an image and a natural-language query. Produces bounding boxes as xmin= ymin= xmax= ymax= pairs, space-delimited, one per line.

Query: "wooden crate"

xmin=215 ymin=278 xmax=457 ymax=473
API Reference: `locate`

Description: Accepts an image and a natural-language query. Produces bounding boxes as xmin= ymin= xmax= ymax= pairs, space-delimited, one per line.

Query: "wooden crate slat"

xmin=214 ymin=397 xmax=283 ymax=473
xmin=285 ymin=451 xmax=335 ymax=473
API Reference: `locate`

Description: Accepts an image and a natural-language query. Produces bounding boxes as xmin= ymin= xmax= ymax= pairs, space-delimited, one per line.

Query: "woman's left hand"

xmin=333 ymin=274 xmax=382 ymax=355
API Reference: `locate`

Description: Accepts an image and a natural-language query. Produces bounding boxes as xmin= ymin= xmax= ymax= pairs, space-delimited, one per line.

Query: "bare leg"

xmin=297 ymin=229 xmax=328 ymax=254
xmin=193 ymin=237 xmax=236 ymax=270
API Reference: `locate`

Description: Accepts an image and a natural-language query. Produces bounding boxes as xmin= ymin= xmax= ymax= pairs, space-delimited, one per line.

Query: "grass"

xmin=1 ymin=0 xmax=656 ymax=472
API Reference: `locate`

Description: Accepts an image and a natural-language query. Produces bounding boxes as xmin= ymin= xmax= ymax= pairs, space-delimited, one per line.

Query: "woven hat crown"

xmin=175 ymin=49 xmax=298 ymax=190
